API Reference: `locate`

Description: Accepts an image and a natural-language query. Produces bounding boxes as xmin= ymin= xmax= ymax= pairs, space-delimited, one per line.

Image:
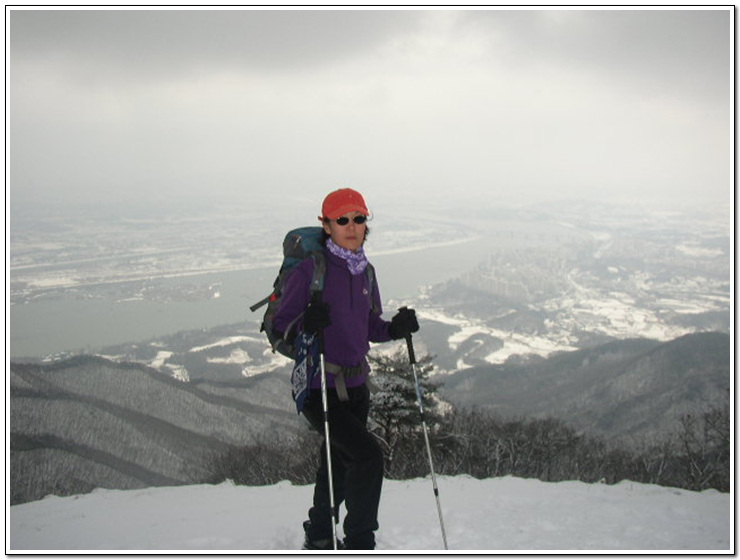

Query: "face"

xmin=321 ymin=211 xmax=367 ymax=252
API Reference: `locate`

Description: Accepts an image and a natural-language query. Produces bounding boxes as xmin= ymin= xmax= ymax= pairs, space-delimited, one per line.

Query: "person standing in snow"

xmin=272 ymin=188 xmax=419 ymax=550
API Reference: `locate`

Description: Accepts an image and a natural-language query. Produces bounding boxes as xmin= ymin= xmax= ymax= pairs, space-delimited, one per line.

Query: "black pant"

xmin=301 ymin=383 xmax=384 ymax=550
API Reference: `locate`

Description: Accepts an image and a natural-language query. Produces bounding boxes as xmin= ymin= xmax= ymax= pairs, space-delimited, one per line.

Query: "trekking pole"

xmin=317 ymin=328 xmax=339 ymax=550
xmin=404 ymin=327 xmax=449 ymax=550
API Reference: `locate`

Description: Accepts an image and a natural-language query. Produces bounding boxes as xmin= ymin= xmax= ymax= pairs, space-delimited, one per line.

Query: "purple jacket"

xmin=273 ymin=248 xmax=392 ymax=389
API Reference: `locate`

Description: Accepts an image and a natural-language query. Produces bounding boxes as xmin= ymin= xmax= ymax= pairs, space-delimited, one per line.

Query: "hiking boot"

xmin=301 ymin=536 xmax=345 ymax=550
xmin=302 ymin=520 xmax=344 ymax=550
xmin=343 ymin=531 xmax=376 ymax=550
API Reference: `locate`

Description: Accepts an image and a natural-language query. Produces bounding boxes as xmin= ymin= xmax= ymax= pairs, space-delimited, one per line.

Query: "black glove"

xmin=303 ymin=301 xmax=331 ymax=335
xmin=388 ymin=307 xmax=419 ymax=340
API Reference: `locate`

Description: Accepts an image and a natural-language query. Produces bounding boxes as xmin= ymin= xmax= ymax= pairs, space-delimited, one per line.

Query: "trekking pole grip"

xmin=317 ymin=328 xmax=325 ymax=354
xmin=311 ymin=290 xmax=326 ymax=353
xmin=398 ymin=306 xmax=417 ymax=364
xmin=405 ymin=334 xmax=416 ymax=365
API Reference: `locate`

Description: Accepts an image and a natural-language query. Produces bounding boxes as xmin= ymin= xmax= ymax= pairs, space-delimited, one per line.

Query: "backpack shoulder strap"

xmin=310 ymin=250 xmax=326 ymax=296
xmin=365 ymin=262 xmax=380 ymax=314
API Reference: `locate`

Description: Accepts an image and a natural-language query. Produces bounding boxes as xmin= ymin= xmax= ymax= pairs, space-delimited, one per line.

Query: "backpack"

xmin=250 ymin=226 xmax=377 ymax=359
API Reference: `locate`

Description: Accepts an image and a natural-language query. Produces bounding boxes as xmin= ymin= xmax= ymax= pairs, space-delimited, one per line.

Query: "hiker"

xmin=272 ymin=188 xmax=419 ymax=550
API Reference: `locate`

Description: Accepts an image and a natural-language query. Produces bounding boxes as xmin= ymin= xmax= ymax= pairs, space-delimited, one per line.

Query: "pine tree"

xmin=368 ymin=348 xmax=444 ymax=477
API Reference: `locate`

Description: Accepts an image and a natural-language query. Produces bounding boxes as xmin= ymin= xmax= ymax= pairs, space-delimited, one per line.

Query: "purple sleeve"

xmin=368 ymin=270 xmax=392 ymax=343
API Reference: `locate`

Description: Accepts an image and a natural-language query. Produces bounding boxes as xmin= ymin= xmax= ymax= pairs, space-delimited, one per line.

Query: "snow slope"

xmin=8 ymin=476 xmax=731 ymax=553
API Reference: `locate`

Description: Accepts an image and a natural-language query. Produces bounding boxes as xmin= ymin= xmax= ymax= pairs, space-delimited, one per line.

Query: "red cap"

xmin=321 ymin=188 xmax=369 ymax=220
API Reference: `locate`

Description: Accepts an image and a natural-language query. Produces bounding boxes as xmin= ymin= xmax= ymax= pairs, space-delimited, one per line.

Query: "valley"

xmin=9 ymin=198 xmax=730 ymax=364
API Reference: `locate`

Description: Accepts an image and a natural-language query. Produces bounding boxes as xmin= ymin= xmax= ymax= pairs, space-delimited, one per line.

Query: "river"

xmin=9 ymin=239 xmax=490 ymax=358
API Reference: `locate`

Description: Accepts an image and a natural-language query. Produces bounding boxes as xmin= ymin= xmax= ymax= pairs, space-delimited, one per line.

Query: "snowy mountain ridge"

xmin=9 ymin=331 xmax=729 ymax=507
xmin=441 ymin=331 xmax=730 ymax=444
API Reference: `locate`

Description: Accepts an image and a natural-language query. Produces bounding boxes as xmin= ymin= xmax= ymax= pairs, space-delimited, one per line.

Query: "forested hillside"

xmin=441 ymin=332 xmax=730 ymax=444
xmin=9 ymin=332 xmax=730 ymax=505
xmin=10 ymin=356 xmax=301 ymax=504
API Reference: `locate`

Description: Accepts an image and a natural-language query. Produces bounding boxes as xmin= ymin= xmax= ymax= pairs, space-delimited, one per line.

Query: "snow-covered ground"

xmin=9 ymin=476 xmax=731 ymax=553
xmin=415 ymin=288 xmax=707 ymax=371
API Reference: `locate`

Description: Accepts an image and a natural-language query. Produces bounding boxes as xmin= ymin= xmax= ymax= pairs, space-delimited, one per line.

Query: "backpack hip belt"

xmin=323 ymin=362 xmax=364 ymax=402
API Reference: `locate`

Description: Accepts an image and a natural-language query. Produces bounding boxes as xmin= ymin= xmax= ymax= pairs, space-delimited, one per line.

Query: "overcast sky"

xmin=8 ymin=7 xmax=733 ymax=215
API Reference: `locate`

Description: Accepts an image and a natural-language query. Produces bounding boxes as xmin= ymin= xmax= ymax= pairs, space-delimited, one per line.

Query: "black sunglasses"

xmin=326 ymin=215 xmax=367 ymax=226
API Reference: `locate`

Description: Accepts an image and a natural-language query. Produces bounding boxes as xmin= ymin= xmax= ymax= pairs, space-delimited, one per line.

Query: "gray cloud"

xmin=8 ymin=7 xmax=733 ymax=213
xmin=458 ymin=10 xmax=729 ymax=106
xmin=10 ymin=9 xmax=421 ymax=82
